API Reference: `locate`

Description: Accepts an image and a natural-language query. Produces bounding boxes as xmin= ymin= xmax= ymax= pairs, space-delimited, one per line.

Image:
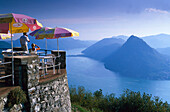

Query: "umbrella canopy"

xmin=29 ymin=27 xmax=51 ymax=39
xmin=38 ymin=27 xmax=79 ymax=53
xmin=0 ymin=13 xmax=43 ymax=85
xmin=0 ymin=13 xmax=42 ymax=33
xmin=29 ymin=27 xmax=52 ymax=50
xmin=0 ymin=33 xmax=13 ymax=40
xmin=36 ymin=27 xmax=79 ymax=74
xmin=38 ymin=27 xmax=79 ymax=39
xmin=30 ymin=27 xmax=79 ymax=50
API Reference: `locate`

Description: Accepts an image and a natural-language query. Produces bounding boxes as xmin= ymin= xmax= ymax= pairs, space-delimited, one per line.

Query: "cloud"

xmin=145 ymin=8 xmax=170 ymax=14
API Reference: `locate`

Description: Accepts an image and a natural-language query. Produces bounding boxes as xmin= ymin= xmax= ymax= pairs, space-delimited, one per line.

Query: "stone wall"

xmin=3 ymin=55 xmax=71 ymax=112
xmin=4 ymin=55 xmax=39 ymax=88
xmin=0 ymin=96 xmax=7 ymax=111
xmin=29 ymin=74 xmax=71 ymax=112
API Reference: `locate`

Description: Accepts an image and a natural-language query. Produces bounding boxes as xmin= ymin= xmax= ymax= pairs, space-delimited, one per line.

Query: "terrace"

xmin=0 ymin=48 xmax=66 ymax=96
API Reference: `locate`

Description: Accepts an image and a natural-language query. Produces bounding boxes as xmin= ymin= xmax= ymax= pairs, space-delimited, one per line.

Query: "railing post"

xmin=4 ymin=55 xmax=39 ymax=87
xmin=45 ymin=50 xmax=47 ymax=55
xmin=51 ymin=50 xmax=66 ymax=74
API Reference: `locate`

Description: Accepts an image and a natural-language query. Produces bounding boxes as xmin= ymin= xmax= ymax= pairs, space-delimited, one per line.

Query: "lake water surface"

xmin=66 ymin=48 xmax=170 ymax=103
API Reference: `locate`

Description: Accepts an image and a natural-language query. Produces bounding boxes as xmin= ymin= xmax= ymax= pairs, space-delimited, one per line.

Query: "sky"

xmin=1 ymin=0 xmax=170 ymax=40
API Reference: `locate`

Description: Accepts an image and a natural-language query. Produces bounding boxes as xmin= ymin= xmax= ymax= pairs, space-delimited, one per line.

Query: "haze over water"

xmin=66 ymin=48 xmax=170 ymax=103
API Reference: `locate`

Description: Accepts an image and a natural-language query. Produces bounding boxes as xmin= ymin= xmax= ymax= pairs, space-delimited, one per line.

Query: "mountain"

xmin=157 ymin=47 xmax=170 ymax=56
xmin=104 ymin=35 xmax=170 ymax=80
xmin=0 ymin=41 xmax=11 ymax=48
xmin=109 ymin=34 xmax=170 ymax=49
xmin=112 ymin=35 xmax=129 ymax=41
xmin=0 ymin=41 xmax=11 ymax=59
xmin=82 ymin=38 xmax=125 ymax=61
xmin=142 ymin=34 xmax=170 ymax=48
xmin=11 ymin=36 xmax=96 ymax=50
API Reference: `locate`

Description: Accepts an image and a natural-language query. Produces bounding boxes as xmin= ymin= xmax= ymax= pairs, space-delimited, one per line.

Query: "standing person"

xmin=30 ymin=43 xmax=40 ymax=54
xmin=20 ymin=32 xmax=30 ymax=52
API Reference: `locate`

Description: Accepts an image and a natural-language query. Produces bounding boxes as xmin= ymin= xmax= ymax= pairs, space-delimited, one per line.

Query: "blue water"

xmin=66 ymin=48 xmax=170 ymax=103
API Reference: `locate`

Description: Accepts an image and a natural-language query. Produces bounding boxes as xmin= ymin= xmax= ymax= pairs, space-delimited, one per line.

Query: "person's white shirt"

xmin=30 ymin=48 xmax=37 ymax=54
xmin=20 ymin=35 xmax=30 ymax=45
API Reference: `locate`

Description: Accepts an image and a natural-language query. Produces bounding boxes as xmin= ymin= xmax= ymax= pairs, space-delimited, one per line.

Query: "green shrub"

xmin=70 ymin=86 xmax=170 ymax=112
xmin=6 ymin=87 xmax=27 ymax=108
xmin=72 ymin=103 xmax=90 ymax=112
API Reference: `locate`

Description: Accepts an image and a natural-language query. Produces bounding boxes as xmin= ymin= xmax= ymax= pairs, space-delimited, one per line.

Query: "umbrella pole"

xmin=57 ymin=38 xmax=59 ymax=56
xmin=10 ymin=22 xmax=14 ymax=85
xmin=57 ymin=38 xmax=60 ymax=73
xmin=46 ymin=38 xmax=47 ymax=50
xmin=45 ymin=38 xmax=47 ymax=55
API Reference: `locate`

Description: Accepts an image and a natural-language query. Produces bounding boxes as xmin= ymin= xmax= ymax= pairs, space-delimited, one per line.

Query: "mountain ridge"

xmin=82 ymin=37 xmax=125 ymax=60
xmin=104 ymin=35 xmax=170 ymax=80
xmin=10 ymin=36 xmax=96 ymax=50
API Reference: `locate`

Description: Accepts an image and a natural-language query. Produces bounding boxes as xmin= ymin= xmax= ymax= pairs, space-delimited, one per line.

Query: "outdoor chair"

xmin=45 ymin=54 xmax=56 ymax=74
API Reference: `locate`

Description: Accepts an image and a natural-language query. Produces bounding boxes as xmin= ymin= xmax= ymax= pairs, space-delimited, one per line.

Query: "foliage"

xmin=6 ymin=87 xmax=27 ymax=108
xmin=72 ymin=103 xmax=90 ymax=112
xmin=70 ymin=86 xmax=170 ymax=112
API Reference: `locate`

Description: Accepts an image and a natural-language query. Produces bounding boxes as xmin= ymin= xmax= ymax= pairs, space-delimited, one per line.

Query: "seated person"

xmin=30 ymin=43 xmax=40 ymax=54
xmin=0 ymin=58 xmax=2 ymax=63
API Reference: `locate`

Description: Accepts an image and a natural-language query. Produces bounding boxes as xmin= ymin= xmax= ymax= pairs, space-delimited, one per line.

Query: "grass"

xmin=71 ymin=103 xmax=103 ymax=112
xmin=72 ymin=103 xmax=90 ymax=112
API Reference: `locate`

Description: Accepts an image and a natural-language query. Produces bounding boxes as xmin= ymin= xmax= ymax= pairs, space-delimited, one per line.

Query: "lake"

xmin=66 ymin=48 xmax=170 ymax=103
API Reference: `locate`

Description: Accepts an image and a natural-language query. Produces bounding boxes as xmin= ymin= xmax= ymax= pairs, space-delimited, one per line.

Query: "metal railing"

xmin=38 ymin=54 xmax=61 ymax=78
xmin=0 ymin=48 xmax=62 ymax=79
xmin=0 ymin=61 xmax=12 ymax=79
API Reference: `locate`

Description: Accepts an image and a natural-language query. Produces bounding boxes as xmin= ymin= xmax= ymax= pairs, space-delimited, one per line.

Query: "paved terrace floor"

xmin=39 ymin=69 xmax=67 ymax=83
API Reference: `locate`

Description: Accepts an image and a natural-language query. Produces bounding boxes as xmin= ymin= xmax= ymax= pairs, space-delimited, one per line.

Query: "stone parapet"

xmin=29 ymin=73 xmax=71 ymax=112
xmin=4 ymin=55 xmax=39 ymax=88
xmin=2 ymin=55 xmax=71 ymax=112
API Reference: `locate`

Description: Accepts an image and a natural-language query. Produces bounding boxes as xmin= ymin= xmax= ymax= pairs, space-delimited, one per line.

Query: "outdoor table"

xmin=2 ymin=50 xmax=29 ymax=56
xmin=37 ymin=52 xmax=45 ymax=56
xmin=38 ymin=55 xmax=56 ymax=77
